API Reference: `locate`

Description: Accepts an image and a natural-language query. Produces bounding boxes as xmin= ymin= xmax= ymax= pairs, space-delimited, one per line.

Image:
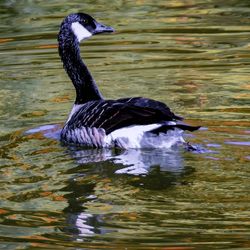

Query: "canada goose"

xmin=58 ymin=13 xmax=200 ymax=149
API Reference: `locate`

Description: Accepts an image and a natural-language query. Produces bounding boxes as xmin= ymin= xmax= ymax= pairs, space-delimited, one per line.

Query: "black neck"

xmin=58 ymin=29 xmax=103 ymax=104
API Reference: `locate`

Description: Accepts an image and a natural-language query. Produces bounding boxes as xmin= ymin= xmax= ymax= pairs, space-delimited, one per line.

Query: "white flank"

xmin=105 ymin=124 xmax=185 ymax=149
xmin=107 ymin=124 xmax=160 ymax=148
xmin=71 ymin=22 xmax=92 ymax=42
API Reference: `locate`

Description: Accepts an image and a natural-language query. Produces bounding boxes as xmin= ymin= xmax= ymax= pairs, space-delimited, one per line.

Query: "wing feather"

xmin=66 ymin=97 xmax=181 ymax=134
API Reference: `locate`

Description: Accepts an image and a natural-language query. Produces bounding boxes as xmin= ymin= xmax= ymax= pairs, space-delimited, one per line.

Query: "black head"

xmin=61 ymin=13 xmax=114 ymax=42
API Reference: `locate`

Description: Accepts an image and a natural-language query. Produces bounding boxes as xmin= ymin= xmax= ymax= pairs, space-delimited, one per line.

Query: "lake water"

xmin=0 ymin=0 xmax=249 ymax=249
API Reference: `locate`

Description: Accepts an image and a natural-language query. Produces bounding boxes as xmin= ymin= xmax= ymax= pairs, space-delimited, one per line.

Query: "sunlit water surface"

xmin=0 ymin=0 xmax=249 ymax=249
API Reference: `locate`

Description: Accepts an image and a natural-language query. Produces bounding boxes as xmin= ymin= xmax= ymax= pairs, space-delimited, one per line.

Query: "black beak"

xmin=93 ymin=22 xmax=115 ymax=35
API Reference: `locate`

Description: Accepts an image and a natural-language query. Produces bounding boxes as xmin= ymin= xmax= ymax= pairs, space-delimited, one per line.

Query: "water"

xmin=0 ymin=0 xmax=249 ymax=249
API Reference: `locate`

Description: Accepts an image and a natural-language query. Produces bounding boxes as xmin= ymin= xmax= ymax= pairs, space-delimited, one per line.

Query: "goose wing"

xmin=66 ymin=97 xmax=182 ymax=135
xmin=117 ymin=97 xmax=183 ymax=120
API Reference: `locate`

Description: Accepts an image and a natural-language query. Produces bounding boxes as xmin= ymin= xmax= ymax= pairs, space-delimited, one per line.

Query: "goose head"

xmin=59 ymin=13 xmax=114 ymax=43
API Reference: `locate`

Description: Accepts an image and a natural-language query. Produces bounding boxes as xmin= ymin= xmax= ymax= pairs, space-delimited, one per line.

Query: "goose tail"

xmin=148 ymin=123 xmax=200 ymax=135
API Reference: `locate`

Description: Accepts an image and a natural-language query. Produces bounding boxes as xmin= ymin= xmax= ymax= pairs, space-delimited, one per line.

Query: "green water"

xmin=0 ymin=0 xmax=249 ymax=249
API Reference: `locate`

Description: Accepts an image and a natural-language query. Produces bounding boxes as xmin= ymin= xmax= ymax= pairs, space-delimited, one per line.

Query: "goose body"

xmin=58 ymin=13 xmax=200 ymax=149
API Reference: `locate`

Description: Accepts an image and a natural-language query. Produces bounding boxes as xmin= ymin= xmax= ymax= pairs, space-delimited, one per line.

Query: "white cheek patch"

xmin=71 ymin=22 xmax=92 ymax=42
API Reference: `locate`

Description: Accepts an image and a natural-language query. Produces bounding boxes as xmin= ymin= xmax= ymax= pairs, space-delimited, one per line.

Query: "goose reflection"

xmin=68 ymin=146 xmax=185 ymax=175
xmin=26 ymin=124 xmax=195 ymax=241
xmin=63 ymin=211 xmax=111 ymax=241
xmin=60 ymin=147 xmax=191 ymax=240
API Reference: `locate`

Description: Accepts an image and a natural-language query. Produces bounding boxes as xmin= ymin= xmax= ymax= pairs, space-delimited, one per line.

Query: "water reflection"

xmin=63 ymin=212 xmax=104 ymax=240
xmin=70 ymin=147 xmax=186 ymax=175
xmin=61 ymin=168 xmax=109 ymax=240
xmin=25 ymin=124 xmax=197 ymax=240
xmin=60 ymin=148 xmax=195 ymax=241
